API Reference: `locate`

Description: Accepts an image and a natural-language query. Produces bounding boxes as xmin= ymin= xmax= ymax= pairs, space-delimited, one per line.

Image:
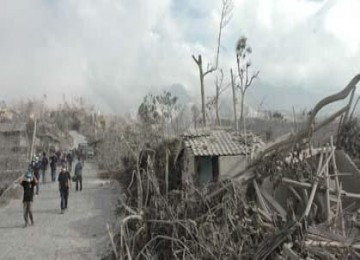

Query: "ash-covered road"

xmin=0 ymin=132 xmax=118 ymax=260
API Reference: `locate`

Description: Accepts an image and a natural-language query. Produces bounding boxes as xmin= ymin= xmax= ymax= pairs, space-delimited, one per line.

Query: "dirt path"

xmin=0 ymin=134 xmax=119 ymax=260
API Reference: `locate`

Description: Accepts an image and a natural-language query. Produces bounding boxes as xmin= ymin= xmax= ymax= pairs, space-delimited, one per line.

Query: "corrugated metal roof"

xmin=183 ymin=129 xmax=263 ymax=156
xmin=0 ymin=122 xmax=26 ymax=133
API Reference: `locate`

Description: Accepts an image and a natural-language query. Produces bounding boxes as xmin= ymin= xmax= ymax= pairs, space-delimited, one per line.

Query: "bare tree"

xmin=191 ymin=104 xmax=200 ymax=129
xmin=230 ymin=69 xmax=238 ymax=131
xmin=235 ymin=36 xmax=259 ymax=133
xmin=214 ymin=70 xmax=225 ymax=126
xmin=206 ymin=69 xmax=231 ymax=126
xmin=192 ymin=0 xmax=233 ymax=127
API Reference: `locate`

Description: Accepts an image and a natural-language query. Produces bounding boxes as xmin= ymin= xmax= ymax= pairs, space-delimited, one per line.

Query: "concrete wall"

xmin=219 ymin=155 xmax=247 ymax=179
xmin=181 ymin=151 xmax=248 ymax=187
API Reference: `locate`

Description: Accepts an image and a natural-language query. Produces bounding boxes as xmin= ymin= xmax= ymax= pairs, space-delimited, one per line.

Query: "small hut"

xmin=177 ymin=129 xmax=263 ymax=187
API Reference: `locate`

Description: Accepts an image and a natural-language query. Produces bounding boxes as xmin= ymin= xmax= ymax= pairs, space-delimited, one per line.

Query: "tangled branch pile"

xmin=111 ymin=141 xmax=360 ymax=259
xmin=338 ymin=119 xmax=360 ymax=159
xmin=114 ymin=165 xmax=277 ymax=259
xmin=106 ymin=74 xmax=360 ymax=260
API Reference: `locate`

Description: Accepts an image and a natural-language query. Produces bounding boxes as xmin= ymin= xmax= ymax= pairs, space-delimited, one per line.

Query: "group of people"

xmin=19 ymin=150 xmax=84 ymax=228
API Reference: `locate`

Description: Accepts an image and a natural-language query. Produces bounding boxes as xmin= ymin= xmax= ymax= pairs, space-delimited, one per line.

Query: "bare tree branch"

xmin=191 ymin=0 xmax=233 ymax=126
xmin=203 ymin=67 xmax=215 ymax=77
xmin=213 ymin=0 xmax=233 ymax=70
xmin=245 ymin=71 xmax=260 ymax=90
xmin=192 ymin=55 xmax=200 ymax=65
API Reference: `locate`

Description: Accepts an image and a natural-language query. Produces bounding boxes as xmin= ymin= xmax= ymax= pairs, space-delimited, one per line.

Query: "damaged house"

xmin=178 ymin=129 xmax=264 ymax=187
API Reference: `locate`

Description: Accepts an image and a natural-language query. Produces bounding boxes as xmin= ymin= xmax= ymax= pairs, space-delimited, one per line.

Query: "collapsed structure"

xmin=108 ymin=74 xmax=360 ymax=259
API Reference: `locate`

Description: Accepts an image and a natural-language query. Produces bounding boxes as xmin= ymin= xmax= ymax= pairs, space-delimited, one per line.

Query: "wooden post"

xmin=339 ymin=183 xmax=346 ymax=236
xmin=136 ymin=151 xmax=143 ymax=209
xmin=304 ymin=150 xmax=324 ymax=218
xmin=330 ymin=137 xmax=345 ymax=235
xmin=165 ymin=149 xmax=169 ymax=196
xmin=292 ymin=106 xmax=297 ymax=132
xmin=325 ymin=143 xmax=331 ymax=222
xmin=29 ymin=117 xmax=37 ymax=160
xmin=330 ymin=137 xmax=340 ymax=193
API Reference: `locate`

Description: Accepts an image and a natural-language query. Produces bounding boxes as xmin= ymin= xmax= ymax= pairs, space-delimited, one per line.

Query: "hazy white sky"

xmin=0 ymin=0 xmax=359 ymax=113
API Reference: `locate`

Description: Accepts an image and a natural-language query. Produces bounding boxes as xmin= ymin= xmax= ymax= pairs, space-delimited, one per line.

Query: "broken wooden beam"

xmin=282 ymin=178 xmax=360 ymax=200
xmin=304 ymin=150 xmax=324 ymax=218
xmin=304 ymin=240 xmax=360 ymax=250
xmin=260 ymin=187 xmax=287 ymax=220
xmin=253 ymin=180 xmax=271 ymax=216
xmin=283 ymin=243 xmax=302 ymax=260
xmin=325 ymin=144 xmax=331 ymax=222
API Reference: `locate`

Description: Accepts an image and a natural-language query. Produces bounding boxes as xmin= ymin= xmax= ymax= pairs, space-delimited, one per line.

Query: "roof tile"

xmin=183 ymin=130 xmax=264 ymax=156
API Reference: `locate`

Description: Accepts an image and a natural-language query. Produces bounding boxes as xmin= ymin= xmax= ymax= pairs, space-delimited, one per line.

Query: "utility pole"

xmin=94 ymin=112 xmax=97 ymax=140
xmin=231 ymin=69 xmax=238 ymax=131
xmin=29 ymin=117 xmax=37 ymax=160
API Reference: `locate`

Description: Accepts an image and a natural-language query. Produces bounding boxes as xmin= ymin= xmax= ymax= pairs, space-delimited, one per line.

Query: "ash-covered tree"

xmin=206 ymin=69 xmax=231 ymax=126
xmin=137 ymin=94 xmax=161 ymax=126
xmin=138 ymin=91 xmax=181 ymax=136
xmin=234 ymin=36 xmax=259 ymax=133
xmin=156 ymin=91 xmax=179 ymax=126
xmin=192 ymin=0 xmax=233 ymax=127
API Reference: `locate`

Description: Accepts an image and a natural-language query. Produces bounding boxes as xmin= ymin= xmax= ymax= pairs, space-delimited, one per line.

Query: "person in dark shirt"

xmin=31 ymin=157 xmax=41 ymax=195
xmin=74 ymin=160 xmax=83 ymax=191
xmin=60 ymin=153 xmax=67 ymax=169
xmin=58 ymin=167 xmax=71 ymax=214
xmin=20 ymin=168 xmax=38 ymax=228
xmin=41 ymin=152 xmax=49 ymax=183
xmin=67 ymin=151 xmax=73 ymax=172
xmin=50 ymin=153 xmax=57 ymax=182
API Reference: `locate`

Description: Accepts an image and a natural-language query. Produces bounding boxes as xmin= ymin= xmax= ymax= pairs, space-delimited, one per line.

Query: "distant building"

xmin=0 ymin=122 xmax=29 ymax=175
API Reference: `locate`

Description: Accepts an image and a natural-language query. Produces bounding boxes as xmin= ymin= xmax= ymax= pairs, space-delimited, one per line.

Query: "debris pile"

xmin=107 ymin=74 xmax=360 ymax=259
xmin=110 ymin=143 xmax=360 ymax=259
xmin=338 ymin=118 xmax=360 ymax=159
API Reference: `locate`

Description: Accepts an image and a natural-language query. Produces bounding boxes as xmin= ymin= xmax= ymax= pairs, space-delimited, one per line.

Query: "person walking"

xmin=60 ymin=153 xmax=67 ymax=169
xmin=58 ymin=167 xmax=71 ymax=214
xmin=67 ymin=151 xmax=73 ymax=172
xmin=50 ymin=153 xmax=57 ymax=182
xmin=20 ymin=167 xmax=38 ymax=228
xmin=74 ymin=160 xmax=83 ymax=191
xmin=41 ymin=152 xmax=49 ymax=183
xmin=32 ymin=157 xmax=41 ymax=195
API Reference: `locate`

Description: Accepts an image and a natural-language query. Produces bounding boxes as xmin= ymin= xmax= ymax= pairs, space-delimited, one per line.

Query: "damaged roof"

xmin=183 ymin=129 xmax=264 ymax=156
